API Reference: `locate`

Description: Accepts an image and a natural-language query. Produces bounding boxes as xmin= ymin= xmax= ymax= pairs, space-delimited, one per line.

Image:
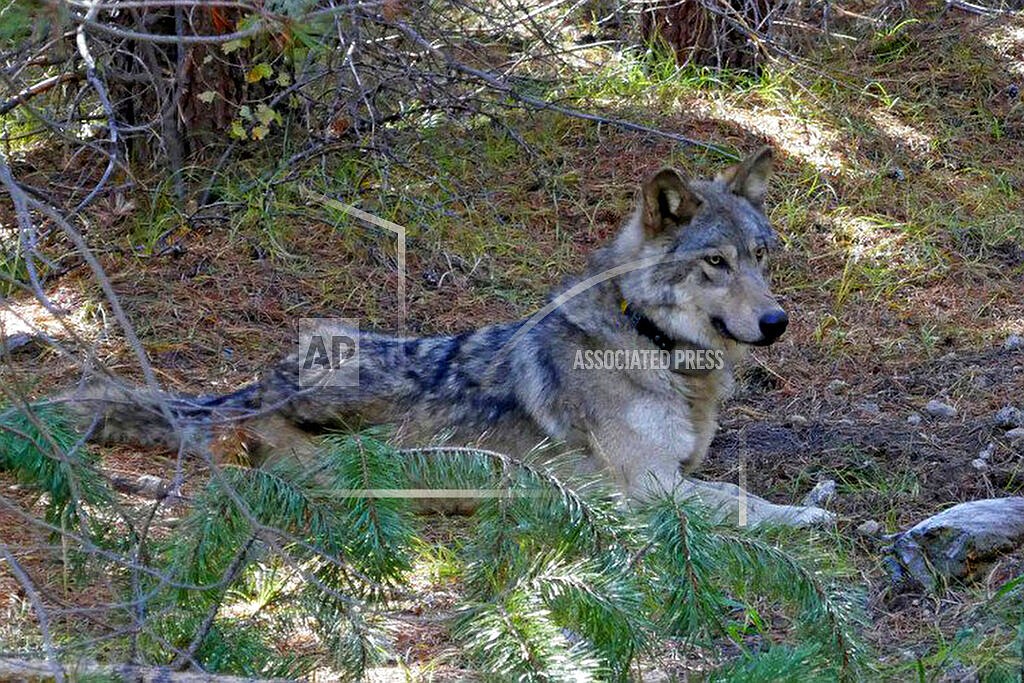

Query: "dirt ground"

xmin=2 ymin=2 xmax=1024 ymax=678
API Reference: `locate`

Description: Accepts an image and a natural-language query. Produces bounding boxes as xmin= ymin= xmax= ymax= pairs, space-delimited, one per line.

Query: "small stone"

xmin=906 ymin=412 xmax=922 ymax=426
xmin=994 ymin=406 xmax=1024 ymax=430
xmin=827 ymin=379 xmax=848 ymax=394
xmin=802 ymin=479 xmax=837 ymax=508
xmin=979 ymin=443 xmax=995 ymax=461
xmin=971 ymin=458 xmax=988 ymax=472
xmin=135 ymin=474 xmax=168 ymax=498
xmin=1005 ymin=427 xmax=1024 ymax=444
xmin=788 ymin=414 xmax=809 ymax=427
xmin=1005 ymin=334 xmax=1024 ymax=351
xmin=924 ymin=400 xmax=957 ymax=419
xmin=859 ymin=401 xmax=882 ymax=415
xmin=886 ymin=167 xmax=906 ymax=182
xmin=857 ymin=520 xmax=882 ymax=536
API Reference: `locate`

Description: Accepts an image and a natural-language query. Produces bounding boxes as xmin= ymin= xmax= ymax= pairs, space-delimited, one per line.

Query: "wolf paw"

xmin=789 ymin=505 xmax=837 ymax=528
xmin=746 ymin=503 xmax=836 ymax=528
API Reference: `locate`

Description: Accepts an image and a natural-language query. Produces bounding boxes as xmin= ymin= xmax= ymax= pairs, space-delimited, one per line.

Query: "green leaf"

xmin=245 ymin=63 xmax=273 ymax=83
xmin=255 ymin=104 xmax=281 ymax=127
xmin=221 ymin=38 xmax=249 ymax=54
xmin=198 ymin=91 xmax=217 ymax=104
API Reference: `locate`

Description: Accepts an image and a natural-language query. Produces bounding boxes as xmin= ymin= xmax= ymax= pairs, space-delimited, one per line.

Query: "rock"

xmin=135 ymin=475 xmax=169 ymax=499
xmin=970 ymin=458 xmax=988 ymax=472
xmin=886 ymin=166 xmax=906 ymax=182
xmin=826 ymin=379 xmax=847 ymax=395
xmin=112 ymin=474 xmax=170 ymax=499
xmin=978 ymin=443 xmax=995 ymax=461
xmin=802 ymin=479 xmax=837 ymax=508
xmin=0 ymin=332 xmax=46 ymax=356
xmin=993 ymin=406 xmax=1023 ymax=430
xmin=787 ymin=414 xmax=808 ymax=427
xmin=858 ymin=401 xmax=881 ymax=415
xmin=924 ymin=400 xmax=957 ymax=419
xmin=857 ymin=519 xmax=882 ymax=536
xmin=906 ymin=412 xmax=922 ymax=426
xmin=886 ymin=497 xmax=1024 ymax=592
xmin=1004 ymin=334 xmax=1024 ymax=351
xmin=1005 ymin=427 xmax=1024 ymax=444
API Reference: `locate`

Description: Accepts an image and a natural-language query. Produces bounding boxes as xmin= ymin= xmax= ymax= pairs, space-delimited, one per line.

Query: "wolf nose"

xmin=758 ymin=310 xmax=789 ymax=343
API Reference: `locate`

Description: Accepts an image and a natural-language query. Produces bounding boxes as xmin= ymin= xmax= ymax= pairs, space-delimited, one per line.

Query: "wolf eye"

xmin=705 ymin=254 xmax=726 ymax=268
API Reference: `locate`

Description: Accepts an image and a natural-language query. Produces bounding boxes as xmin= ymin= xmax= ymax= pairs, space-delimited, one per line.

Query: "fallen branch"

xmin=945 ymin=0 xmax=1018 ymax=14
xmin=0 ymin=72 xmax=83 ymax=117
xmin=391 ymin=19 xmax=740 ymax=160
xmin=0 ymin=658 xmax=293 ymax=683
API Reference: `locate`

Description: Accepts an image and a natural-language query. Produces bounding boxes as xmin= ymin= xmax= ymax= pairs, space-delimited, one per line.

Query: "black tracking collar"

xmin=620 ymin=300 xmax=676 ymax=352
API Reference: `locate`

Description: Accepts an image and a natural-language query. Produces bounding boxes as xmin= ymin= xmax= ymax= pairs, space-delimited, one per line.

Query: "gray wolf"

xmin=67 ymin=147 xmax=833 ymax=527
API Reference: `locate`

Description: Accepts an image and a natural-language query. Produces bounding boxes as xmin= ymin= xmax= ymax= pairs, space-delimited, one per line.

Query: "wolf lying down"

xmin=69 ymin=147 xmax=834 ymax=527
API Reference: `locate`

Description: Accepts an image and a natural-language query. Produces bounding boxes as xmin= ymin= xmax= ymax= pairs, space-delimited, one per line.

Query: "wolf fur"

xmin=68 ymin=148 xmax=833 ymax=527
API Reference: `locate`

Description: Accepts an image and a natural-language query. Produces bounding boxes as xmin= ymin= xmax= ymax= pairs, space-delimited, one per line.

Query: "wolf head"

xmin=610 ymin=147 xmax=788 ymax=349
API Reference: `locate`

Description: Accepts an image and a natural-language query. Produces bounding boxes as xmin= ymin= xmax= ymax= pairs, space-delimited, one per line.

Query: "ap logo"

xmin=297 ymin=318 xmax=359 ymax=388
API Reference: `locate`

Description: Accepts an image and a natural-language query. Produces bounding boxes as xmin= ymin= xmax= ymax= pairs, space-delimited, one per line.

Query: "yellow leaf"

xmin=255 ymin=104 xmax=281 ymax=127
xmin=245 ymin=63 xmax=273 ymax=83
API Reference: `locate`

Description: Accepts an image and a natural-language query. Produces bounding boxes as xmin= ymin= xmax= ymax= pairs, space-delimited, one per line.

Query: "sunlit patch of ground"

xmin=2 ymin=1 xmax=1024 ymax=678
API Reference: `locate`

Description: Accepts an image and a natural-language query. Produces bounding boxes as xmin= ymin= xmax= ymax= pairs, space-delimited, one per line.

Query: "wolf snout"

xmin=757 ymin=309 xmax=789 ymax=345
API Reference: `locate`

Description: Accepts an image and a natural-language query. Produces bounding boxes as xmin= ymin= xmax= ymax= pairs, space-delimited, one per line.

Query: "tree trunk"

xmin=640 ymin=0 xmax=778 ymax=70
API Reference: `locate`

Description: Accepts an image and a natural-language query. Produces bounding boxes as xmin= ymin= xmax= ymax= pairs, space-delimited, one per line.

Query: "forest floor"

xmin=2 ymin=0 xmax=1024 ymax=680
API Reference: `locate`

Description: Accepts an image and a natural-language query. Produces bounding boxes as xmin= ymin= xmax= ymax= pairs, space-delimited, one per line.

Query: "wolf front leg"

xmin=677 ymin=478 xmax=836 ymax=528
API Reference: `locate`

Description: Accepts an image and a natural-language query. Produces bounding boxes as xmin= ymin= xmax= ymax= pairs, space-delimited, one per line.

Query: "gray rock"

xmin=802 ymin=479 xmax=837 ymax=508
xmin=978 ymin=443 xmax=995 ymax=461
xmin=994 ymin=406 xmax=1024 ymax=429
xmin=857 ymin=519 xmax=882 ymax=536
xmin=788 ymin=414 xmax=809 ymax=427
xmin=0 ymin=332 xmax=45 ymax=356
xmin=925 ymin=399 xmax=957 ymax=419
xmin=1004 ymin=334 xmax=1024 ymax=351
xmin=887 ymin=497 xmax=1024 ymax=591
xmin=906 ymin=412 xmax=922 ymax=426
xmin=1005 ymin=427 xmax=1024 ymax=444
xmin=827 ymin=379 xmax=848 ymax=395
xmin=858 ymin=401 xmax=881 ymax=415
xmin=970 ymin=458 xmax=988 ymax=472
xmin=135 ymin=475 xmax=169 ymax=499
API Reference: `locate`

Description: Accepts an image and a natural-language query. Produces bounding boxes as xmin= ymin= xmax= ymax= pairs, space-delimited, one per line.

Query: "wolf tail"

xmin=59 ymin=379 xmax=262 ymax=454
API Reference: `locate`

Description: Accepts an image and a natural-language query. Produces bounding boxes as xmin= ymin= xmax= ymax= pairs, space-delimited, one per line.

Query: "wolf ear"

xmin=718 ymin=146 xmax=773 ymax=206
xmin=641 ymin=168 xmax=701 ymax=237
